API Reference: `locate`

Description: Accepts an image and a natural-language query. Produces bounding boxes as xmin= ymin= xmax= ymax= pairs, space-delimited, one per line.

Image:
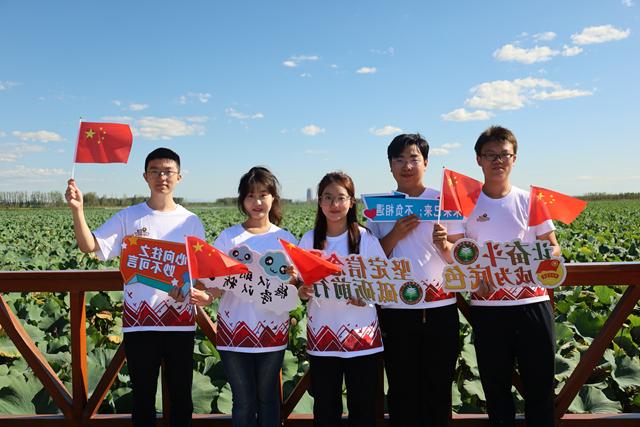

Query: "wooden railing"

xmin=1 ymin=263 xmax=639 ymax=426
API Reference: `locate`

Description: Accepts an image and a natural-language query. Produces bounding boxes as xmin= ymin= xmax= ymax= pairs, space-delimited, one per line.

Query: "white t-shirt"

xmin=367 ymin=188 xmax=465 ymax=309
xmin=93 ymin=202 xmax=206 ymax=332
xmin=214 ymin=223 xmax=297 ymax=353
xmin=464 ymin=186 xmax=556 ymax=306
xmin=299 ymin=226 xmax=385 ymax=358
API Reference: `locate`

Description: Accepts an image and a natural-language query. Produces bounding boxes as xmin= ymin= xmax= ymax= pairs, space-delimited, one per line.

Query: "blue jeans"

xmin=219 ymin=349 xmax=285 ymax=427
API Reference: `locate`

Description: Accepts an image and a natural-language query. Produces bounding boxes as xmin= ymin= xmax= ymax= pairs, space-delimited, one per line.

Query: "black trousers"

xmin=309 ymin=353 xmax=380 ymax=427
xmin=380 ymin=304 xmax=460 ymax=427
xmin=123 ymin=331 xmax=195 ymax=427
xmin=470 ymin=301 xmax=556 ymax=427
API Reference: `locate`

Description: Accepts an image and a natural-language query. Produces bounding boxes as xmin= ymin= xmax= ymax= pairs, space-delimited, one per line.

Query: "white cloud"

xmin=562 ymin=45 xmax=583 ymax=57
xmin=370 ymin=47 xmax=395 ymax=55
xmin=369 ymin=125 xmax=402 ymax=136
xmin=531 ymin=89 xmax=593 ymax=100
xmin=441 ymin=108 xmax=494 ymax=121
xmin=0 ymin=143 xmax=46 ymax=162
xmin=179 ymin=92 xmax=212 ymax=104
xmin=533 ymin=31 xmax=557 ymax=41
xmin=459 ymin=77 xmax=592 ymax=112
xmin=0 ymin=131 xmax=6 ymax=137
xmin=12 ymin=130 xmax=64 ymax=142
xmin=129 ymin=103 xmax=149 ymax=111
xmin=184 ymin=116 xmax=209 ymax=123
xmin=101 ymin=116 xmax=133 ymax=122
xmin=0 ymin=81 xmax=20 ymax=91
xmin=430 ymin=143 xmax=462 ymax=156
xmin=300 ymin=73 xmax=312 ymax=78
xmin=356 ymin=66 xmax=377 ymax=74
xmin=330 ymin=64 xmax=338 ymax=69
xmin=0 ymin=165 xmax=66 ymax=178
xmin=225 ymin=108 xmax=264 ymax=120
xmin=301 ymin=124 xmax=325 ymax=136
xmin=493 ymin=44 xmax=559 ymax=64
xmin=442 ymin=142 xmax=462 ymax=150
xmin=283 ymin=54 xmax=320 ymax=68
xmin=134 ymin=116 xmax=205 ymax=140
xmin=622 ymin=0 xmax=634 ymax=7
xmin=112 ymin=100 xmax=122 ymax=106
xmin=465 ymin=78 xmax=557 ymax=110
xmin=571 ymin=25 xmax=631 ymax=45
xmin=304 ymin=149 xmax=329 ymax=155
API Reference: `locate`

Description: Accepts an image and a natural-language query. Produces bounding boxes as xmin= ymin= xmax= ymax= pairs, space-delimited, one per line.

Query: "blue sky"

xmin=1 ymin=1 xmax=638 ymax=201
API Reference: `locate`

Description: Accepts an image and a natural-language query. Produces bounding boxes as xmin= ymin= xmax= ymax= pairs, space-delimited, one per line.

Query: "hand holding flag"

xmin=441 ymin=169 xmax=483 ymax=217
xmin=279 ymin=239 xmax=342 ymax=285
xmin=186 ymin=236 xmax=249 ymax=279
xmin=74 ymin=121 xmax=133 ymax=164
xmin=528 ymin=186 xmax=587 ymax=226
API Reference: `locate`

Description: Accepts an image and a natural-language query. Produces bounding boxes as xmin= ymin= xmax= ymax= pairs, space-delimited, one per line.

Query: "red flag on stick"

xmin=279 ymin=239 xmax=342 ymax=285
xmin=74 ymin=122 xmax=133 ymax=163
xmin=528 ymin=186 xmax=587 ymax=226
xmin=441 ymin=169 xmax=483 ymax=217
xmin=186 ymin=236 xmax=249 ymax=279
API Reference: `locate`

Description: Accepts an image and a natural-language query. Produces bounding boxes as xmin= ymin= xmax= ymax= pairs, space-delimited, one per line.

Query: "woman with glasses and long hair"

xmin=297 ymin=171 xmax=385 ymax=427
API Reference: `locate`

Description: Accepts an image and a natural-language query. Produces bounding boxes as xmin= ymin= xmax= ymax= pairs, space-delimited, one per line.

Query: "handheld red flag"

xmin=278 ymin=239 xmax=342 ymax=285
xmin=186 ymin=236 xmax=249 ymax=279
xmin=74 ymin=122 xmax=133 ymax=163
xmin=441 ymin=169 xmax=483 ymax=217
xmin=528 ymin=186 xmax=587 ymax=226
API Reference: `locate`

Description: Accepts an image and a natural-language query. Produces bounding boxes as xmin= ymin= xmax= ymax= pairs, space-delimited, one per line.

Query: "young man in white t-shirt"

xmin=65 ymin=148 xmax=206 ymax=427
xmin=367 ymin=134 xmax=463 ymax=427
xmin=436 ymin=126 xmax=560 ymax=427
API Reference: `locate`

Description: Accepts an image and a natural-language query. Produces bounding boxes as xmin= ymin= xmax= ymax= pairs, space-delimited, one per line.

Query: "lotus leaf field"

xmin=1 ymin=201 xmax=639 ymax=415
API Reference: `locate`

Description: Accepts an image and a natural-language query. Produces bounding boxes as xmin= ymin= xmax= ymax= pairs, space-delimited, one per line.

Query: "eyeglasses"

xmin=391 ymin=158 xmax=423 ymax=167
xmin=479 ymin=152 xmax=514 ymax=162
xmin=319 ymin=194 xmax=351 ymax=206
xmin=146 ymin=169 xmax=179 ymax=178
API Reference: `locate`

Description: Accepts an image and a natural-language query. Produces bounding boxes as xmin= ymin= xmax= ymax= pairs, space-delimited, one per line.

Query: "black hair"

xmin=474 ymin=126 xmax=518 ymax=156
xmin=237 ymin=166 xmax=283 ymax=225
xmin=144 ymin=147 xmax=181 ymax=171
xmin=387 ymin=133 xmax=429 ymax=162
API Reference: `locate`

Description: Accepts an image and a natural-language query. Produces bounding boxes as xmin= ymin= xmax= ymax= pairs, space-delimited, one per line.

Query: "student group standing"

xmin=66 ymin=125 xmax=559 ymax=427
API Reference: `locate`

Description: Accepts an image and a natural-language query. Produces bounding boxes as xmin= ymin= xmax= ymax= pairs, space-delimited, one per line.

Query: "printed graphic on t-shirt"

xmin=307 ymin=317 xmax=382 ymax=353
xmin=120 ymin=236 xmax=194 ymax=329
xmin=215 ymin=314 xmax=289 ymax=348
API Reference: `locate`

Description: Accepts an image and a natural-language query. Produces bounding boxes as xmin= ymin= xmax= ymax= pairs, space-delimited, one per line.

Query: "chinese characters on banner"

xmin=442 ymin=238 xmax=567 ymax=292
xmin=298 ymin=250 xmax=436 ymax=307
xmin=362 ymin=192 xmax=464 ymax=222
xmin=200 ymin=246 xmax=299 ymax=315
xmin=120 ymin=236 xmax=191 ymax=296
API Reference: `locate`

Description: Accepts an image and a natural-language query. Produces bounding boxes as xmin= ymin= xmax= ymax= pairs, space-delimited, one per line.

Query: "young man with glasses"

xmin=436 ymin=126 xmax=560 ymax=427
xmin=65 ymin=147 xmax=205 ymax=427
xmin=367 ymin=133 xmax=463 ymax=427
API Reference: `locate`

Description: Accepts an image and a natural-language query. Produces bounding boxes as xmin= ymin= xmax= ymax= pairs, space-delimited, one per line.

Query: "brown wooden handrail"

xmin=0 ymin=262 xmax=639 ymax=427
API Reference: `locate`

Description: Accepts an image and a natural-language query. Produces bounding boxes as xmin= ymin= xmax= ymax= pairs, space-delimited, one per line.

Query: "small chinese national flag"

xmin=279 ymin=239 xmax=342 ymax=285
xmin=528 ymin=186 xmax=587 ymax=226
xmin=441 ymin=169 xmax=483 ymax=217
xmin=74 ymin=122 xmax=133 ymax=163
xmin=186 ymin=236 xmax=249 ymax=279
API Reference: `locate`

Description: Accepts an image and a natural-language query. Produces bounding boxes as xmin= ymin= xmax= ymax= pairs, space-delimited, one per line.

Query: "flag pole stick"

xmin=185 ymin=237 xmax=195 ymax=301
xmin=70 ymin=117 xmax=82 ymax=180
xmin=437 ymin=166 xmax=445 ymax=224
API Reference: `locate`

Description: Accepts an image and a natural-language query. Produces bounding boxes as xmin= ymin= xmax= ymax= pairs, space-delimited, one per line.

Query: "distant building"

xmin=306 ymin=188 xmax=313 ymax=202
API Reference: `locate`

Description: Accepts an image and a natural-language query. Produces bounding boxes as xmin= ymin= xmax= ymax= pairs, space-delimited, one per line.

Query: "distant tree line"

xmin=579 ymin=192 xmax=640 ymax=201
xmin=0 ymin=191 xmax=182 ymax=208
